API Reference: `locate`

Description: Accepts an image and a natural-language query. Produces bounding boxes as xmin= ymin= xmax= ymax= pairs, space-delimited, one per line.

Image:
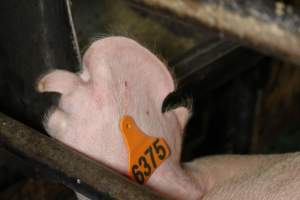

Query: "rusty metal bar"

xmin=0 ymin=112 xmax=164 ymax=200
xmin=128 ymin=0 xmax=300 ymax=65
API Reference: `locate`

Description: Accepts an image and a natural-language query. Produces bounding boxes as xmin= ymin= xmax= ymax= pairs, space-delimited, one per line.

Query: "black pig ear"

xmin=162 ymin=90 xmax=192 ymax=113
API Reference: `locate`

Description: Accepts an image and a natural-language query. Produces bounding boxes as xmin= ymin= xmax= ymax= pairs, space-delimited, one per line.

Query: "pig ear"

xmin=37 ymin=70 xmax=81 ymax=95
xmin=173 ymin=106 xmax=190 ymax=131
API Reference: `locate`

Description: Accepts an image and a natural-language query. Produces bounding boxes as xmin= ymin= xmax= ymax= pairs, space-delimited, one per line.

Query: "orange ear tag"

xmin=120 ymin=115 xmax=171 ymax=184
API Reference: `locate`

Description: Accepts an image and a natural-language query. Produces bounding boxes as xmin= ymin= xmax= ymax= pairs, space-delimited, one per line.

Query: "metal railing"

xmin=0 ymin=112 xmax=164 ymax=200
xmin=129 ymin=0 xmax=300 ymax=66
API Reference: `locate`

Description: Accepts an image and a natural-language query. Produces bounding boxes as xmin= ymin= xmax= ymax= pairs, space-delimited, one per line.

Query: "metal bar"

xmin=169 ymin=39 xmax=240 ymax=84
xmin=128 ymin=0 xmax=300 ymax=65
xmin=0 ymin=112 xmax=164 ymax=200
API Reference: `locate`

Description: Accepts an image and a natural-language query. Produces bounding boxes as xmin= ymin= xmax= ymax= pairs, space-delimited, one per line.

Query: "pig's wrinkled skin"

xmin=38 ymin=37 xmax=300 ymax=200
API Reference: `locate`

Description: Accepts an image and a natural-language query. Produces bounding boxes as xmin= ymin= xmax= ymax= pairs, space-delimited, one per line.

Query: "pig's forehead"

xmin=82 ymin=36 xmax=175 ymax=90
xmin=83 ymin=37 xmax=153 ymax=63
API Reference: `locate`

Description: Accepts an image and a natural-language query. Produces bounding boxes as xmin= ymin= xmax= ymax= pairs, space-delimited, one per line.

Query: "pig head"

xmin=38 ymin=37 xmax=203 ymax=199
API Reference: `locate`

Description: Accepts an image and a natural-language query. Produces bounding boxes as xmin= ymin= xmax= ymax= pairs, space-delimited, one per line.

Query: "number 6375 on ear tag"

xmin=120 ymin=116 xmax=171 ymax=184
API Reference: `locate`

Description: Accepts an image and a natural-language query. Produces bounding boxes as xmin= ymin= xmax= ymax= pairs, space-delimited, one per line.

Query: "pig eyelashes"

xmin=37 ymin=69 xmax=83 ymax=96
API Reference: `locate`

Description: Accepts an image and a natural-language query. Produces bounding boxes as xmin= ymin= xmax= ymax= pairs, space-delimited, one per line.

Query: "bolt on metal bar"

xmin=0 ymin=112 xmax=164 ymax=200
xmin=128 ymin=0 xmax=300 ymax=66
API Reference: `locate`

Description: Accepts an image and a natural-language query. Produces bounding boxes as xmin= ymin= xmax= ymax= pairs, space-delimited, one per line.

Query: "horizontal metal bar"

xmin=171 ymin=41 xmax=264 ymax=90
xmin=128 ymin=0 xmax=300 ymax=65
xmin=170 ymin=39 xmax=240 ymax=83
xmin=0 ymin=112 xmax=164 ymax=200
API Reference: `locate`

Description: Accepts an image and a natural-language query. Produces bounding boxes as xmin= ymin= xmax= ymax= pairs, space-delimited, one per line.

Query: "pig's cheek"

xmin=57 ymin=86 xmax=91 ymax=115
xmin=173 ymin=107 xmax=190 ymax=131
xmin=58 ymin=94 xmax=81 ymax=115
xmin=161 ymin=112 xmax=185 ymax=161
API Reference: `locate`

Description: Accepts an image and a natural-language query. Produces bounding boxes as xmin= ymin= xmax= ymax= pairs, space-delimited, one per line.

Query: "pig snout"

xmin=37 ymin=37 xmax=203 ymax=200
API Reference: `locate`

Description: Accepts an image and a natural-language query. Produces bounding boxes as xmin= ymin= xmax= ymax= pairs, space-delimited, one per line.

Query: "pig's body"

xmin=38 ymin=37 xmax=300 ymax=200
xmin=186 ymin=154 xmax=300 ymax=200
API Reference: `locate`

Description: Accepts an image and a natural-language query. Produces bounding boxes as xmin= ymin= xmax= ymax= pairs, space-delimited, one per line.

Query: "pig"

xmin=37 ymin=36 xmax=202 ymax=199
xmin=38 ymin=36 xmax=300 ymax=200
